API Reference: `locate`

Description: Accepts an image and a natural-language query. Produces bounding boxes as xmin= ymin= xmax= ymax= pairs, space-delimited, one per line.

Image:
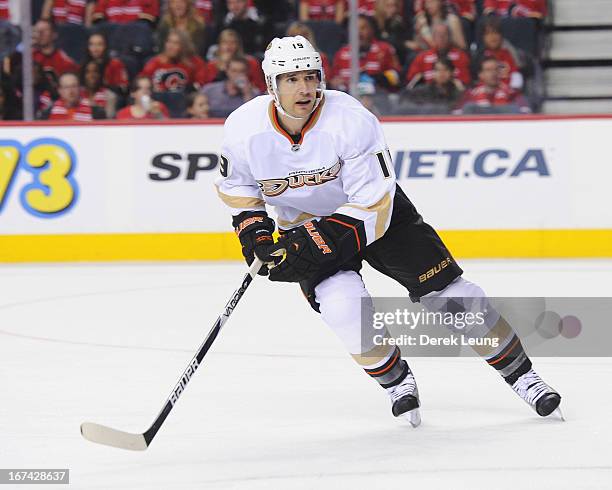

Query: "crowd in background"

xmin=0 ymin=0 xmax=548 ymax=121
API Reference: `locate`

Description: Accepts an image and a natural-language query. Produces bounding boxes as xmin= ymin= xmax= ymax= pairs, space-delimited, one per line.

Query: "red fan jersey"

xmin=339 ymin=0 xmax=376 ymax=17
xmin=484 ymin=0 xmax=547 ymax=18
xmin=194 ymin=0 xmax=214 ymax=23
xmin=93 ymin=0 xmax=159 ymax=23
xmin=80 ymin=87 xmax=108 ymax=108
xmin=414 ymin=0 xmax=476 ymax=19
xmin=462 ymin=82 xmax=517 ymax=106
xmin=406 ymin=48 xmax=471 ymax=86
xmin=49 ymin=0 xmax=88 ymax=25
xmin=116 ymin=102 xmax=170 ymax=119
xmin=481 ymin=47 xmax=519 ymax=85
xmin=303 ymin=0 xmax=338 ymax=21
xmin=33 ymin=48 xmax=79 ymax=85
xmin=39 ymin=91 xmax=54 ymax=112
xmin=332 ymin=40 xmax=401 ymax=87
xmin=357 ymin=0 xmax=376 ymax=16
xmin=48 ymin=97 xmax=93 ymax=121
xmin=140 ymin=55 xmax=208 ymax=92
xmin=103 ymin=58 xmax=129 ymax=92
xmin=0 ymin=1 xmax=9 ymax=19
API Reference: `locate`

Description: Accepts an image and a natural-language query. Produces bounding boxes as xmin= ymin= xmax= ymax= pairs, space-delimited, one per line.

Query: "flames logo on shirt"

xmin=257 ymin=160 xmax=342 ymax=197
xmin=154 ymin=69 xmax=188 ymax=92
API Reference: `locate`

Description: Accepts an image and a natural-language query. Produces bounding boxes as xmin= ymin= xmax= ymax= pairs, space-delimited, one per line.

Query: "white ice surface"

xmin=1 ymin=259 xmax=611 ymax=489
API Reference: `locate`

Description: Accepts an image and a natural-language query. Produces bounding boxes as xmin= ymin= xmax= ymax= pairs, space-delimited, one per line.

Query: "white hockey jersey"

xmin=215 ymin=90 xmax=396 ymax=246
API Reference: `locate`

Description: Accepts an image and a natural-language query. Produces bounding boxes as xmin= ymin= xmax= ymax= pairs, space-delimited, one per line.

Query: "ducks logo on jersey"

xmin=257 ymin=160 xmax=342 ymax=197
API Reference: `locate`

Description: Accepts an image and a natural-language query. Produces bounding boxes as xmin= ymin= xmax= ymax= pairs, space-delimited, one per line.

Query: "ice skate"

xmin=387 ymin=369 xmax=421 ymax=427
xmin=510 ymin=369 xmax=564 ymax=420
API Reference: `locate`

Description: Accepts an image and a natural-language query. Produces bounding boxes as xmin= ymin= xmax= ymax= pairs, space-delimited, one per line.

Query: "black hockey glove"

xmin=268 ymin=215 xmax=365 ymax=283
xmin=233 ymin=211 xmax=277 ymax=276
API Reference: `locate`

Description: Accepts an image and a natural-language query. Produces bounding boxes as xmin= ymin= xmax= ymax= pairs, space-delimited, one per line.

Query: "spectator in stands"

xmin=0 ymin=1 xmax=9 ymax=21
xmin=458 ymin=56 xmax=530 ymax=113
xmin=402 ymin=57 xmax=463 ymax=112
xmin=483 ymin=0 xmax=547 ymax=19
xmin=286 ymin=22 xmax=331 ymax=79
xmin=0 ymin=7 xmax=19 ymax=67
xmin=41 ymin=0 xmax=95 ymax=26
xmin=194 ymin=0 xmax=214 ymax=24
xmin=406 ymin=21 xmax=470 ymax=88
xmin=414 ymin=0 xmax=475 ymax=25
xmin=82 ymin=32 xmax=129 ymax=95
xmin=92 ymin=0 xmax=159 ymax=25
xmin=299 ymin=0 xmax=345 ymax=24
xmin=80 ymin=60 xmax=118 ymax=117
xmin=0 ymin=66 xmax=22 ymax=120
xmin=32 ymin=19 xmax=79 ymax=92
xmin=141 ymin=28 xmax=207 ymax=92
xmin=0 ymin=83 xmax=7 ymax=120
xmin=34 ymin=61 xmax=58 ymax=116
xmin=5 ymin=56 xmax=58 ymax=119
xmin=411 ymin=0 xmax=466 ymax=51
xmin=185 ymin=91 xmax=209 ymax=118
xmin=157 ymin=0 xmax=207 ymax=57
xmin=474 ymin=16 xmax=523 ymax=89
xmin=415 ymin=0 xmax=475 ymax=20
xmin=331 ymin=14 xmax=401 ymax=93
xmin=116 ymin=75 xmax=170 ymax=119
xmin=204 ymin=28 xmax=265 ymax=92
xmin=415 ymin=0 xmax=475 ymax=46
xmin=357 ymin=0 xmax=377 ymax=17
xmin=218 ymin=0 xmax=264 ymax=55
xmin=41 ymin=71 xmax=106 ymax=120
xmin=374 ymin=0 xmax=411 ymax=65
xmin=201 ymin=55 xmax=258 ymax=117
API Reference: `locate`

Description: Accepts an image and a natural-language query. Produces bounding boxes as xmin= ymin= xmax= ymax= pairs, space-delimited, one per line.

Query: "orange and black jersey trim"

xmin=268 ymin=95 xmax=325 ymax=147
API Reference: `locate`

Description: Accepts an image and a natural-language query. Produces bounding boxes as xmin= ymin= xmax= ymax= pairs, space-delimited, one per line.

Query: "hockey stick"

xmin=80 ymin=258 xmax=264 ymax=451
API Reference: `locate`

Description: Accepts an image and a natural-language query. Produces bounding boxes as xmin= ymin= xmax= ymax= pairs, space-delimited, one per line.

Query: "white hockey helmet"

xmin=262 ymin=35 xmax=326 ymax=119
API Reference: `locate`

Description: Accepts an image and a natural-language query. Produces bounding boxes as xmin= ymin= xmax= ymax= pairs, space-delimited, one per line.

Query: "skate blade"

xmin=403 ymin=408 xmax=421 ymax=428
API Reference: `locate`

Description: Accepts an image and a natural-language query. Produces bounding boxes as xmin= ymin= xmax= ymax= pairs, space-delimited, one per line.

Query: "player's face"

xmin=276 ymin=70 xmax=319 ymax=118
xmin=88 ymin=35 xmax=106 ymax=59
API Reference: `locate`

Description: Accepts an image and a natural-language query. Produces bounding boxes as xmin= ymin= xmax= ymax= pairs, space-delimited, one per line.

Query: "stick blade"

xmin=80 ymin=422 xmax=148 ymax=451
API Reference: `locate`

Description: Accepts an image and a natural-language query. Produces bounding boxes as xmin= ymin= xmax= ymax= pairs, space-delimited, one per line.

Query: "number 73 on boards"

xmin=0 ymin=138 xmax=79 ymax=218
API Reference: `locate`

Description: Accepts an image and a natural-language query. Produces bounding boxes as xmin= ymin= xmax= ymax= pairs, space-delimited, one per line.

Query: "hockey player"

xmin=215 ymin=36 xmax=562 ymax=426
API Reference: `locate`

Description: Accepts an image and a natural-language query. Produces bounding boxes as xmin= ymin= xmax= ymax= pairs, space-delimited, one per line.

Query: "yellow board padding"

xmin=0 ymin=229 xmax=611 ymax=262
xmin=439 ymin=229 xmax=612 ymax=258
